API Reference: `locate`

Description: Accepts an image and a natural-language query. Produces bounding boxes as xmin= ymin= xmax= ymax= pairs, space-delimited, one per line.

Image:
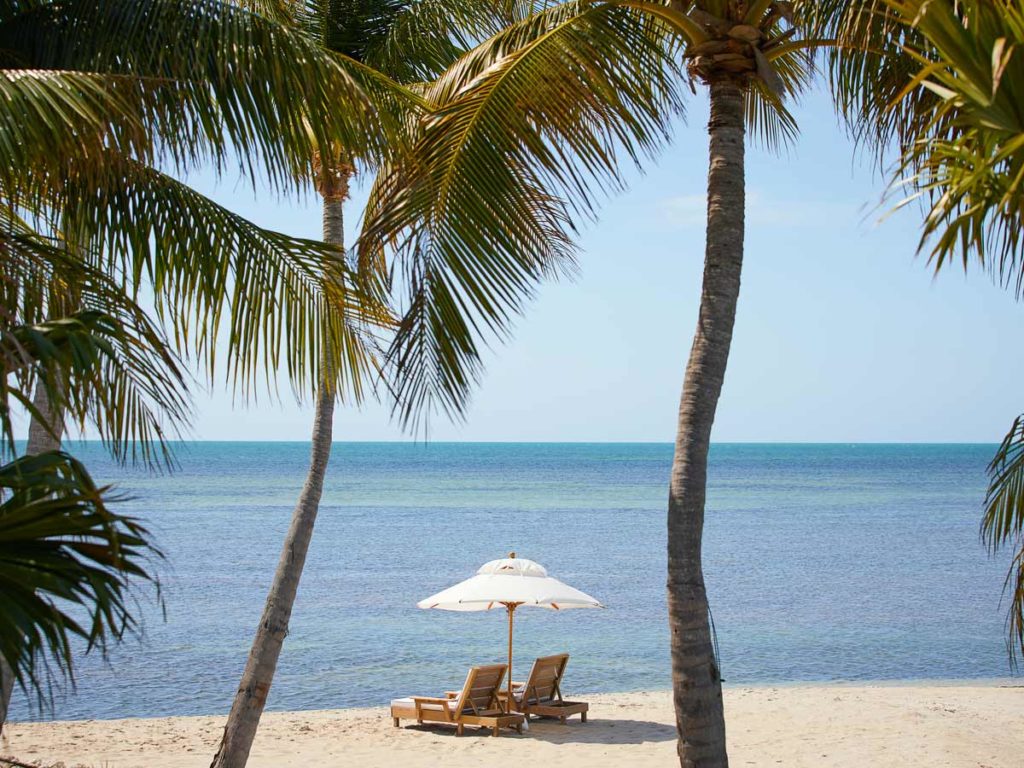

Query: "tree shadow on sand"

xmin=401 ymin=718 xmax=676 ymax=745
xmin=523 ymin=717 xmax=677 ymax=745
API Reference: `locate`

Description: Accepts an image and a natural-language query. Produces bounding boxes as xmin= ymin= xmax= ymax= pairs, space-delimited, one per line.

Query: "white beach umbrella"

xmin=418 ymin=553 xmax=603 ymax=707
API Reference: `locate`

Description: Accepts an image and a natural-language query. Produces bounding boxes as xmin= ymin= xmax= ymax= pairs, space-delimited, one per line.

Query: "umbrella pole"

xmin=507 ymin=606 xmax=516 ymax=716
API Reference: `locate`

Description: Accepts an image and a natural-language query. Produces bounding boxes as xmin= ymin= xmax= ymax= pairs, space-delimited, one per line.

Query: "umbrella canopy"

xmin=418 ymin=554 xmax=603 ymax=612
xmin=418 ymin=553 xmax=602 ymax=709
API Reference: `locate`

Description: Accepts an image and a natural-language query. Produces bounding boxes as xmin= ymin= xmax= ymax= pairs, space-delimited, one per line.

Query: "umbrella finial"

xmin=509 ymin=551 xmax=516 ymax=559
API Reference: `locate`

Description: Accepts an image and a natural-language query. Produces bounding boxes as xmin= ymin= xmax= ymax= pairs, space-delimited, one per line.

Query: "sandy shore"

xmin=3 ymin=683 xmax=1022 ymax=767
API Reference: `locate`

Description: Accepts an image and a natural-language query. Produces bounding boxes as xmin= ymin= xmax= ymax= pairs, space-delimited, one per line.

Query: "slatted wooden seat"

xmin=504 ymin=653 xmax=588 ymax=723
xmin=390 ymin=663 xmax=525 ymax=736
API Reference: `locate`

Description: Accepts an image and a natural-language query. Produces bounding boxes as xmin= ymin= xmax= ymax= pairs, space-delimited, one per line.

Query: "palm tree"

xmin=0 ymin=0 xmax=404 ymax=726
xmin=0 ymin=232 xmax=187 ymax=725
xmin=360 ymin=3 xmax=831 ymax=764
xmin=209 ymin=141 xmax=375 ymax=768
xmin=822 ymin=0 xmax=1024 ymax=662
xmin=0 ymin=452 xmax=162 ymax=711
xmin=210 ymin=3 xmax=517 ymax=765
xmin=1 ymin=0 xmax=402 ymax=410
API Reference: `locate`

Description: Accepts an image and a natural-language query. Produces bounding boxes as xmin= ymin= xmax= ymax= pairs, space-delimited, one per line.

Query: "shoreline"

xmin=4 ymin=682 xmax=1022 ymax=768
xmin=10 ymin=676 xmax=1020 ymax=726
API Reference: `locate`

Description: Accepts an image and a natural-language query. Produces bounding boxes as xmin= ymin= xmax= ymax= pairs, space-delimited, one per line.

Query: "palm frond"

xmin=0 ymin=70 xmax=159 ymax=195
xmin=885 ymin=0 xmax=1024 ymax=292
xmin=354 ymin=0 xmax=520 ymax=81
xmin=730 ymin=1 xmax=818 ymax=150
xmin=37 ymin=155 xmax=392 ymax=401
xmin=0 ymin=450 xmax=161 ymax=710
xmin=0 ymin=0 xmax=412 ymax=185
xmin=984 ymin=415 xmax=1024 ymax=663
xmin=809 ymin=0 xmax=930 ymax=160
xmin=360 ymin=1 xmax=685 ymax=430
xmin=231 ymin=0 xmax=296 ymax=23
xmin=0 ymin=204 xmax=192 ymax=465
xmin=5 ymin=311 xmax=190 ymax=466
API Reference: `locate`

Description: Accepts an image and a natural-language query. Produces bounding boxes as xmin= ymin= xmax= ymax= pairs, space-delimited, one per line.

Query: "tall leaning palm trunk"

xmin=209 ymin=3 xmax=518 ymax=764
xmin=668 ymin=77 xmax=743 ymax=768
xmin=210 ymin=167 xmax=349 ymax=768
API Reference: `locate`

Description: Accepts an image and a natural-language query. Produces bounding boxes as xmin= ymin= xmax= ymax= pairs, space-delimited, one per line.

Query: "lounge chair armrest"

xmin=443 ymin=690 xmax=461 ymax=699
xmin=510 ymin=681 xmax=526 ymax=688
xmin=411 ymin=696 xmax=453 ymax=720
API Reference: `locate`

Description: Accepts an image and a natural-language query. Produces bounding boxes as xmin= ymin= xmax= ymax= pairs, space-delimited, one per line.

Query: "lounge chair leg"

xmin=492 ymin=725 xmax=499 ymax=737
xmin=393 ymin=717 xmax=400 ymax=727
xmin=581 ymin=712 xmax=587 ymax=723
xmin=456 ymin=724 xmax=464 ymax=737
xmin=560 ymin=715 xmax=566 ymax=724
xmin=516 ymin=723 xmax=523 ymax=734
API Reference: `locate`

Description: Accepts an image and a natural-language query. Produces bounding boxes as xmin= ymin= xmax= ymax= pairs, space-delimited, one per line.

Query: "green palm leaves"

xmin=298 ymin=0 xmax=514 ymax=82
xmin=826 ymin=0 xmax=1024 ymax=289
xmin=888 ymin=0 xmax=1024 ymax=287
xmin=0 ymin=452 xmax=162 ymax=708
xmin=358 ymin=1 xmax=840 ymax=431
xmin=825 ymin=0 xmax=1024 ymax=661
xmin=0 ymin=0 xmax=396 ymax=184
xmin=0 ymin=206 xmax=189 ymax=465
xmin=1 ymin=0 xmax=403 ymax=404
xmin=984 ymin=416 xmax=1024 ymax=664
xmin=361 ymin=2 xmax=686 ymax=429
xmin=0 ymin=0 xmax=408 ymax=709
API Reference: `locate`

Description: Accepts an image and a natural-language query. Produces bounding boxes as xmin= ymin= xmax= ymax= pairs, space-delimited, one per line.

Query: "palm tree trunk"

xmin=0 ymin=382 xmax=65 ymax=733
xmin=210 ymin=184 xmax=347 ymax=768
xmin=668 ymin=77 xmax=745 ymax=768
xmin=26 ymin=382 xmax=64 ymax=455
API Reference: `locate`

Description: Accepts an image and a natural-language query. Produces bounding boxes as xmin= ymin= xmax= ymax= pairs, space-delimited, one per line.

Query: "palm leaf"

xmin=887 ymin=0 xmax=1024 ymax=291
xmin=0 ymin=70 xmax=158 ymax=195
xmin=0 ymin=0 xmax=413 ymax=185
xmin=984 ymin=415 xmax=1024 ymax=663
xmin=355 ymin=0 xmax=519 ymax=82
xmin=2 ymin=311 xmax=190 ymax=466
xmin=811 ymin=0 xmax=941 ymax=161
xmin=30 ymin=155 xmax=393 ymax=401
xmin=360 ymin=1 xmax=685 ymax=430
xmin=0 ymin=204 xmax=192 ymax=465
xmin=0 ymin=450 xmax=162 ymax=709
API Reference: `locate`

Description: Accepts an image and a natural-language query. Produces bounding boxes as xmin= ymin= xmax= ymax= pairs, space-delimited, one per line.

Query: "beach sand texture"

xmin=3 ymin=684 xmax=1021 ymax=768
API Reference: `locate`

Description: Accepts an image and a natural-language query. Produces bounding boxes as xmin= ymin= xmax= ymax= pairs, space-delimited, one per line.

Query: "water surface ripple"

xmin=13 ymin=442 xmax=1016 ymax=721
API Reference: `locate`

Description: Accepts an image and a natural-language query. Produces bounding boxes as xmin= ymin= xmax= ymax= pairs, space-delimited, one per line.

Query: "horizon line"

xmin=50 ymin=438 xmax=1002 ymax=446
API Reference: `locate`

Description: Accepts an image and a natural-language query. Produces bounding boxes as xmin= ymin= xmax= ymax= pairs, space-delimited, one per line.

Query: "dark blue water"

xmin=11 ymin=442 xmax=1016 ymax=722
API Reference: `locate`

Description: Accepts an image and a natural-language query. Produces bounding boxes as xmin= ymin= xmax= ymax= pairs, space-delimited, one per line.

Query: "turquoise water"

xmin=11 ymin=442 xmax=1018 ymax=722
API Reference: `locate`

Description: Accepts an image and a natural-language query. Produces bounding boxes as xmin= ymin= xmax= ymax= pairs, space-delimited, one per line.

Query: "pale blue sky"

xmin=179 ymin=84 xmax=1022 ymax=443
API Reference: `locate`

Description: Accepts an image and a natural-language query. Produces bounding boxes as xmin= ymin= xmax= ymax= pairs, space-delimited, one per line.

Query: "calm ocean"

xmin=11 ymin=442 xmax=1017 ymax=722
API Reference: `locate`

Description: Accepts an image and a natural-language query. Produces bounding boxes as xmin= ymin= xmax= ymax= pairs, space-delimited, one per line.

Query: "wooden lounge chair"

xmin=504 ymin=653 xmax=588 ymax=723
xmin=390 ymin=663 xmax=525 ymax=736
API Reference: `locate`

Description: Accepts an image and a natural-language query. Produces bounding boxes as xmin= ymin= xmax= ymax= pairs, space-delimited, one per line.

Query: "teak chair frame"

xmin=506 ymin=653 xmax=589 ymax=723
xmin=390 ymin=663 xmax=525 ymax=737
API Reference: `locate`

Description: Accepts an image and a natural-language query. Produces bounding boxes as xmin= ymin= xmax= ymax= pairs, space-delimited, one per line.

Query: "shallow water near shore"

xmin=12 ymin=441 xmax=1018 ymax=722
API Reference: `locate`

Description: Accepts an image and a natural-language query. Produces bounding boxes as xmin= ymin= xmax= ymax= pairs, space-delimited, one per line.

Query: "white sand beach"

xmin=3 ymin=683 xmax=1022 ymax=768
